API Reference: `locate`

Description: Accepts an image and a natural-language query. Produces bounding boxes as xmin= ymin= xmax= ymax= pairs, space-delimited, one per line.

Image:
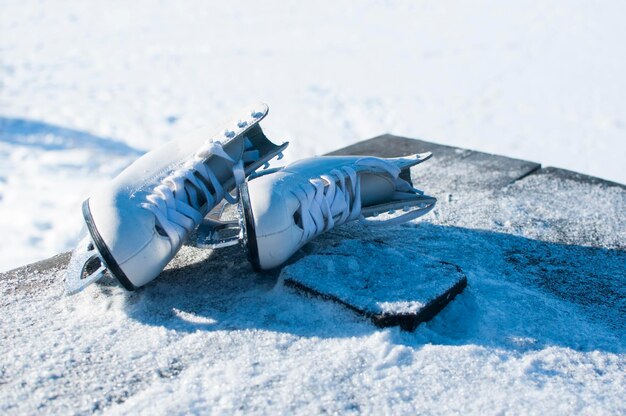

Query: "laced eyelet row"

xmin=291 ymin=157 xmax=417 ymax=241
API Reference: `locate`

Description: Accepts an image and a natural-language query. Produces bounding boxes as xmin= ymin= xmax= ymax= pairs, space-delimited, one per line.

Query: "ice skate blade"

xmin=362 ymin=195 xmax=437 ymax=226
xmin=194 ymin=218 xmax=244 ymax=249
xmin=193 ymin=196 xmax=247 ymax=249
xmin=65 ymin=232 xmax=107 ymax=295
xmin=192 ymin=143 xmax=286 ymax=249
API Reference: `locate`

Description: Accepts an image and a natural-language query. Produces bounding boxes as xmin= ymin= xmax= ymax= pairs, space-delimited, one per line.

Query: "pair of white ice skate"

xmin=65 ymin=103 xmax=436 ymax=294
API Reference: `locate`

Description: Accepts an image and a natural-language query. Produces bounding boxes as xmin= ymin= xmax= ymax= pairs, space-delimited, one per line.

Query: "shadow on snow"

xmin=0 ymin=116 xmax=144 ymax=155
xmin=119 ymin=222 xmax=625 ymax=354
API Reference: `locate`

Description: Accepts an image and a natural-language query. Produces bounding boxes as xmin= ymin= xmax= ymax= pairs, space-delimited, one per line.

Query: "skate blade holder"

xmin=361 ymin=194 xmax=437 ymax=226
xmin=65 ymin=230 xmax=107 ymax=294
xmin=194 ymin=218 xmax=243 ymax=249
xmin=193 ymin=169 xmax=283 ymax=249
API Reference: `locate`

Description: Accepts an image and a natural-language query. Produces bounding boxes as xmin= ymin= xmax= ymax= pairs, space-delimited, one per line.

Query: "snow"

xmin=1 ymin=0 xmax=625 ymax=414
xmin=1 ymin=202 xmax=625 ymax=413
xmin=1 ymin=147 xmax=624 ymax=414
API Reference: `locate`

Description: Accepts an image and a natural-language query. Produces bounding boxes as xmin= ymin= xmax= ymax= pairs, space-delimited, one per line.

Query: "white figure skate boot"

xmin=238 ymin=153 xmax=436 ymax=270
xmin=65 ymin=103 xmax=288 ymax=294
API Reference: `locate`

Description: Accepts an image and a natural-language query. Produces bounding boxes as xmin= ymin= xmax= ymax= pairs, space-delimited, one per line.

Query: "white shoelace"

xmin=292 ymin=157 xmax=419 ymax=242
xmin=141 ymin=138 xmax=259 ymax=248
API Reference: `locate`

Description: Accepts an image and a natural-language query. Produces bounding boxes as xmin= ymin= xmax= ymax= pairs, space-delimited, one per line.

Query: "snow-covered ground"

xmin=1 ymin=147 xmax=624 ymax=414
xmin=1 ymin=0 xmax=626 ymax=272
xmin=0 ymin=1 xmax=625 ymax=414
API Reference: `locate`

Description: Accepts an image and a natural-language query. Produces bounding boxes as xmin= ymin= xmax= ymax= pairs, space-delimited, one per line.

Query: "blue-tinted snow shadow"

xmin=122 ymin=223 xmax=625 ymax=354
xmin=0 ymin=116 xmax=144 ymax=155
